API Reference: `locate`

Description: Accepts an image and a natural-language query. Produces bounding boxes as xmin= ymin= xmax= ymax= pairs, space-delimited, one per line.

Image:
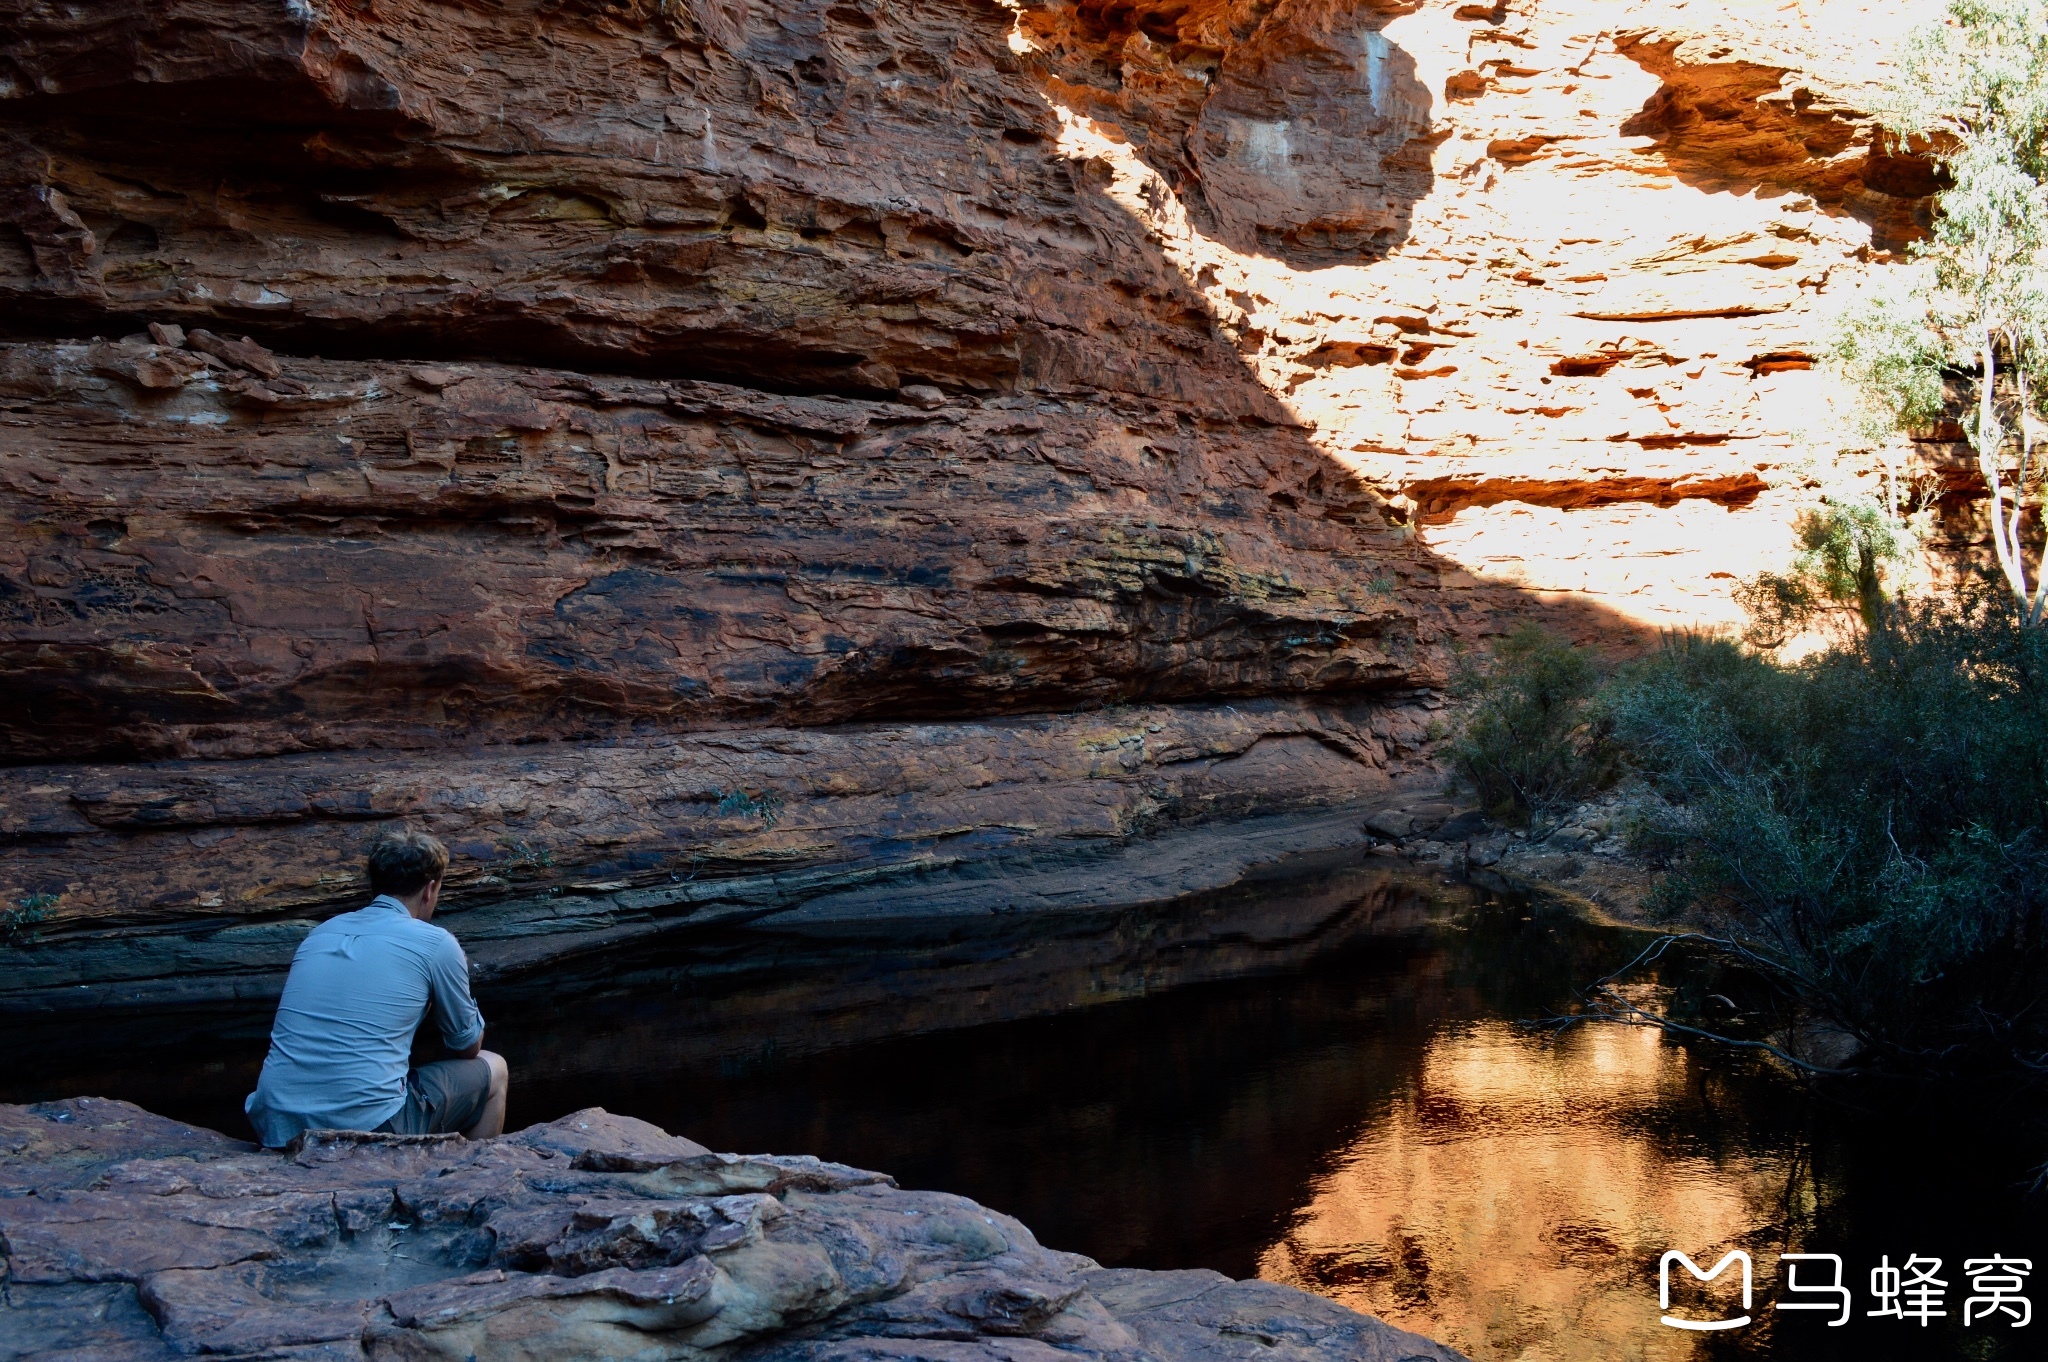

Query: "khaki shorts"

xmin=375 ymin=1057 xmax=493 ymax=1136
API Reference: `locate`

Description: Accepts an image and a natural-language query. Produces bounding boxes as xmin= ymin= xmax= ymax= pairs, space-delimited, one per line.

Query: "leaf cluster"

xmin=1447 ymin=623 xmax=1614 ymax=827
xmin=3 ymin=893 xmax=56 ymax=948
xmin=715 ymin=787 xmax=786 ymax=829
xmin=1604 ymin=595 xmax=2048 ymax=1082
xmin=1880 ymin=0 xmax=2048 ymax=317
xmin=1732 ymin=501 xmax=1913 ymax=646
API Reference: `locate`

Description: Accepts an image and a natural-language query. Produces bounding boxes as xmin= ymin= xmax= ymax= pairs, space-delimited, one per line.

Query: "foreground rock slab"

xmin=0 ymin=1098 xmax=1465 ymax=1362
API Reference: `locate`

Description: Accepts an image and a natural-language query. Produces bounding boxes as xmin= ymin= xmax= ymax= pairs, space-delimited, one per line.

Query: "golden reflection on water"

xmin=1257 ymin=1020 xmax=1795 ymax=1362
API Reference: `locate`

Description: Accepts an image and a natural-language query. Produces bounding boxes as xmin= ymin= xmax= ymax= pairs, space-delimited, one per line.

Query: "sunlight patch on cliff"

xmin=1010 ymin=0 xmax=1932 ymax=633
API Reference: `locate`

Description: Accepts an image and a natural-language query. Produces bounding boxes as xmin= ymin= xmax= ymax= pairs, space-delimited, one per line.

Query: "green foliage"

xmin=1881 ymin=0 xmax=2048 ymax=352
xmin=1881 ymin=0 xmax=2048 ymax=185
xmin=715 ymin=787 xmax=786 ymax=829
xmin=1829 ymin=267 xmax=1947 ymax=444
xmin=1448 ymin=624 xmax=1612 ymax=825
xmin=4 ymin=893 xmax=57 ymax=947
xmin=1733 ymin=501 xmax=1914 ymax=645
xmin=1604 ymin=594 xmax=2048 ymax=1080
xmin=1666 ymin=7 xmax=2048 ymax=1077
xmin=1834 ymin=0 xmax=2048 ymax=622
xmin=499 ymin=840 xmax=556 ymax=873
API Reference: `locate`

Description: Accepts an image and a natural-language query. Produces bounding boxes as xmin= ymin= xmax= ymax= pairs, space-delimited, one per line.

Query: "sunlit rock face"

xmin=1017 ymin=0 xmax=1946 ymax=630
xmin=0 ymin=0 xmax=1940 ymax=975
xmin=1022 ymin=0 xmax=1439 ymax=262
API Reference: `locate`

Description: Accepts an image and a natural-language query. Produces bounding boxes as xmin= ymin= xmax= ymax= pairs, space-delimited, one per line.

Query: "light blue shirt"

xmin=244 ymin=895 xmax=485 ymax=1147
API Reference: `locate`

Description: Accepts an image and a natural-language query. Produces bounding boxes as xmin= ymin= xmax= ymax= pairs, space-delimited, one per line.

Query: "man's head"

xmin=367 ymin=826 xmax=449 ymax=919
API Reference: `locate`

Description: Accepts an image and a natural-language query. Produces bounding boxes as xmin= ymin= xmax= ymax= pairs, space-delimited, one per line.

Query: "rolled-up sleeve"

xmin=426 ymin=934 xmax=486 ymax=1052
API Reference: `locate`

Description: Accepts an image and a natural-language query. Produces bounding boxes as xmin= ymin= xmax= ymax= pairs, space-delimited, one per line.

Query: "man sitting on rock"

xmin=244 ymin=827 xmax=508 ymax=1147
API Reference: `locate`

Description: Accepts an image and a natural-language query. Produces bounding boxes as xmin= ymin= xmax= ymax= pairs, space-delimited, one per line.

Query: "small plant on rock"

xmin=4 ymin=892 xmax=58 ymax=947
xmin=1732 ymin=500 xmax=1918 ymax=647
xmin=715 ymin=788 xmax=786 ymax=829
xmin=499 ymin=840 xmax=556 ymax=874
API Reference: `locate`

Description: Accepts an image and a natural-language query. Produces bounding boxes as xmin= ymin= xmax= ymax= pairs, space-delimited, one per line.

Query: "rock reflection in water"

xmin=500 ymin=851 xmax=1449 ymax=1083
xmin=1259 ymin=1021 xmax=1793 ymax=1362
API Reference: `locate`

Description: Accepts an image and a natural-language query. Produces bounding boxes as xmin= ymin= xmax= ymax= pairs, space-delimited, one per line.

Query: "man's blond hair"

xmin=366 ymin=826 xmax=449 ymax=897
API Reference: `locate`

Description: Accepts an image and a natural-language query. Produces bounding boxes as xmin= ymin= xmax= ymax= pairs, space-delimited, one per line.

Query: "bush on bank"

xmin=1454 ymin=591 xmax=2048 ymax=1084
xmin=1447 ymin=622 xmax=1613 ymax=827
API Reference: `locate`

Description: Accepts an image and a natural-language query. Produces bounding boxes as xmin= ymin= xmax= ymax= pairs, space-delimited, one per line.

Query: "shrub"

xmin=1731 ymin=502 xmax=1913 ymax=647
xmin=1603 ymin=592 xmax=2048 ymax=1081
xmin=498 ymin=839 xmax=556 ymax=873
xmin=1448 ymin=623 xmax=1612 ymax=826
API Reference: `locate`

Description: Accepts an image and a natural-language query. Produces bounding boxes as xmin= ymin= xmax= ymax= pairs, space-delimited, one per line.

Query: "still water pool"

xmin=8 ymin=852 xmax=2040 ymax=1361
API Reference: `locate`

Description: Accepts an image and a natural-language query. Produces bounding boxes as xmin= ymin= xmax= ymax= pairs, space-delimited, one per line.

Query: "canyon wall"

xmin=0 ymin=0 xmax=1939 ymax=1004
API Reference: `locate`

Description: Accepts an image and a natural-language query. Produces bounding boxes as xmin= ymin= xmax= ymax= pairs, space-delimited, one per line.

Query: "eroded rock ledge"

xmin=0 ymin=1098 xmax=1467 ymax=1362
xmin=0 ymin=699 xmax=1450 ymax=1014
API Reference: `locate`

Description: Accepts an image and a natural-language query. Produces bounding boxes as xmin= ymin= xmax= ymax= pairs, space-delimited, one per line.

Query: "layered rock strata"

xmin=0 ymin=0 xmax=1945 ymax=996
xmin=0 ymin=1097 xmax=1467 ymax=1362
xmin=0 ymin=343 xmax=1425 ymax=766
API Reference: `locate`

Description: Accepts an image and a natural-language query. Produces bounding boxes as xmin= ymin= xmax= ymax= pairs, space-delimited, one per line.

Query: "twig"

xmin=1524 ymin=932 xmax=1864 ymax=1077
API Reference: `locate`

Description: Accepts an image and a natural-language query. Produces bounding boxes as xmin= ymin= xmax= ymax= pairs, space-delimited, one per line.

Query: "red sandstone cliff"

xmin=0 ymin=0 xmax=1941 ymax=1003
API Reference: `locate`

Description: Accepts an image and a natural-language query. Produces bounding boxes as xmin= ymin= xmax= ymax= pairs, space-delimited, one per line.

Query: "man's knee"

xmin=480 ymin=1049 xmax=509 ymax=1093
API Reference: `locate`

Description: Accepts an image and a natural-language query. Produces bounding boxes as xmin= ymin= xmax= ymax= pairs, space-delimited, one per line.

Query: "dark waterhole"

xmin=8 ymin=852 xmax=2040 ymax=1360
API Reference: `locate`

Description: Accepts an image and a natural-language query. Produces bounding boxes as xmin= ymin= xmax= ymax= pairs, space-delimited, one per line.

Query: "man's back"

xmin=245 ymin=895 xmax=484 ymax=1147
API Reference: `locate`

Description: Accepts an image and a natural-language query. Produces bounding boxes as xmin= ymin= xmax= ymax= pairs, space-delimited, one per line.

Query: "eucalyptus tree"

xmin=1834 ymin=0 xmax=2048 ymax=624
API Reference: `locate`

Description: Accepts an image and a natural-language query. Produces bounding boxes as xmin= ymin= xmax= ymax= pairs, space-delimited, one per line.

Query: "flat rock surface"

xmin=0 ymin=1098 xmax=1466 ymax=1362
